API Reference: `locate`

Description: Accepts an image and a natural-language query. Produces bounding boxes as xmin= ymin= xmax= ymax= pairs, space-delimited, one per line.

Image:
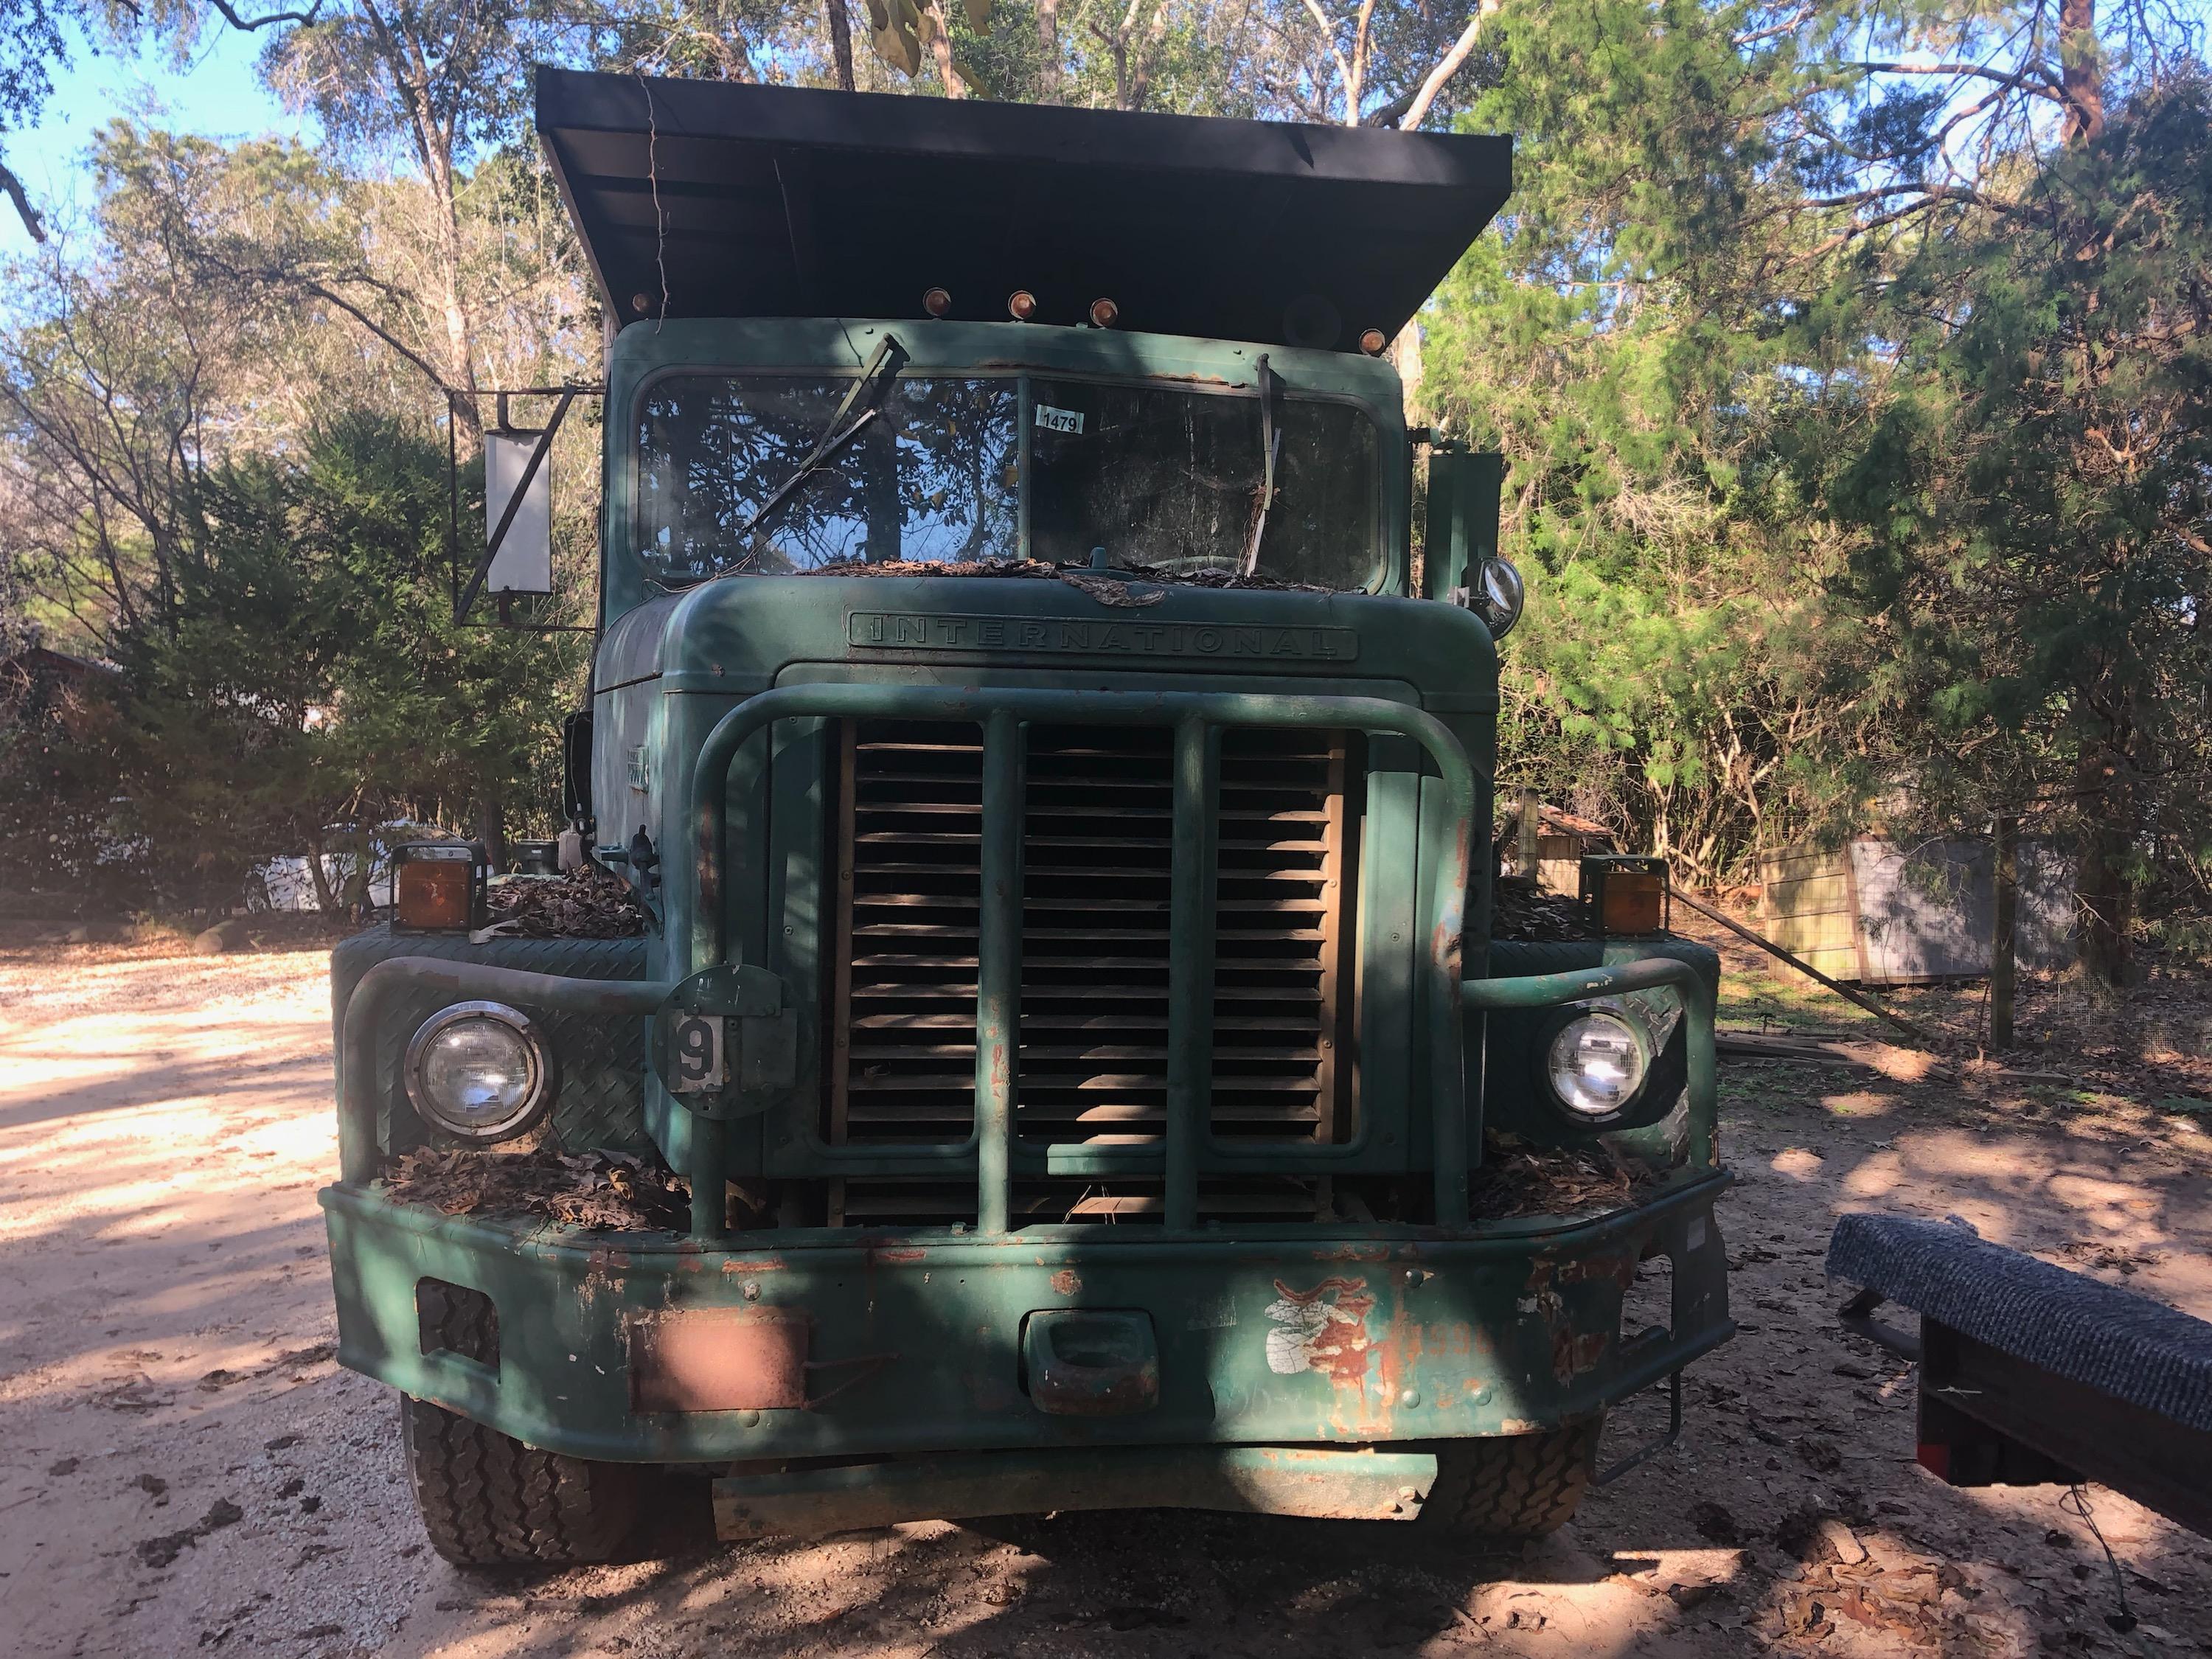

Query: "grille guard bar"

xmin=689 ymin=685 xmax=1481 ymax=1235
xmin=332 ymin=698 xmax=1720 ymax=1245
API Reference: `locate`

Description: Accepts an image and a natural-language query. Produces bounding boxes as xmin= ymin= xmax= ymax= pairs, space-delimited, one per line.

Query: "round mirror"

xmin=1472 ymin=556 xmax=1525 ymax=639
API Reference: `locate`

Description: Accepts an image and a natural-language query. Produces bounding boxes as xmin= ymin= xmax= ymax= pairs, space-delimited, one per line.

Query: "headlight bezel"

xmin=403 ymin=1000 xmax=557 ymax=1144
xmin=1534 ymin=998 xmax=1653 ymax=1127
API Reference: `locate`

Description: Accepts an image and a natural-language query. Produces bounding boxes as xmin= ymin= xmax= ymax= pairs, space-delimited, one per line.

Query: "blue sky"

xmin=8 ymin=3 xmax=2207 ymax=258
xmin=2 ymin=23 xmax=315 ymax=254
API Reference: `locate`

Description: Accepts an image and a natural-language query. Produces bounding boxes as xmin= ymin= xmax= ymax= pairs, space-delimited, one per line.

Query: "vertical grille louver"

xmin=827 ymin=717 xmax=1360 ymax=1225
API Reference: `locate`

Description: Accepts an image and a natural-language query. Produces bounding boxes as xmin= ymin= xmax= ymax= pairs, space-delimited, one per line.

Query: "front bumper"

xmin=321 ymin=1169 xmax=1731 ymax=1464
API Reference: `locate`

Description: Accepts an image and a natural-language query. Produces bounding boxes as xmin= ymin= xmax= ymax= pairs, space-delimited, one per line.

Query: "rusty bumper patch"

xmin=627 ymin=1307 xmax=809 ymax=1413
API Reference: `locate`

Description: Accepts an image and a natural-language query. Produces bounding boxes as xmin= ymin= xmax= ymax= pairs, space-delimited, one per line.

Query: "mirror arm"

xmin=456 ymin=386 xmax=580 ymax=623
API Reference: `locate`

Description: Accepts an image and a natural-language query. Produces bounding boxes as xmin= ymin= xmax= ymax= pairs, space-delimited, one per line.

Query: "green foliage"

xmin=1807 ymin=74 xmax=2212 ymax=974
xmin=1422 ymin=0 xmax=1850 ymax=877
xmin=110 ymin=414 xmax=582 ymax=908
xmin=0 ymin=0 xmax=2205 ymax=968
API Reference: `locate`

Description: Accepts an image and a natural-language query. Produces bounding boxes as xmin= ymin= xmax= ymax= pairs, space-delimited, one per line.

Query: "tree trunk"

xmin=2072 ymin=742 xmax=2132 ymax=986
xmin=1990 ymin=815 xmax=2018 ymax=1047
xmin=1390 ymin=323 xmax=1424 ymax=411
xmin=305 ymin=824 xmax=338 ymax=917
xmin=924 ymin=0 xmax=968 ymax=97
xmin=1516 ymin=787 xmax=1540 ymax=883
xmin=1036 ymin=0 xmax=1061 ymax=100
xmin=2059 ymin=0 xmax=2104 ymax=146
xmin=825 ymin=0 xmax=857 ymax=91
xmin=428 ymin=160 xmax=481 ymax=405
xmin=475 ymin=798 xmax=507 ymax=876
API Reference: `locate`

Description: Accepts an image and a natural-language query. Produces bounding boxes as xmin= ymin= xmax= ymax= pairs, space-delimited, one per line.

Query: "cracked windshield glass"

xmin=634 ymin=374 xmax=1379 ymax=588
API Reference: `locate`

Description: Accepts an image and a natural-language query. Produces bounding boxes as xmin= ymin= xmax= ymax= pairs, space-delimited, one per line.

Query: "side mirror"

xmin=1423 ymin=448 xmax=1521 ymax=638
xmin=562 ymin=709 xmax=594 ymax=831
xmin=1470 ymin=554 xmax=1526 ymax=639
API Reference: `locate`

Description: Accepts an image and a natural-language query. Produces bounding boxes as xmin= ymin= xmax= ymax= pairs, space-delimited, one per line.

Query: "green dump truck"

xmin=323 ymin=69 xmax=1732 ymax=1565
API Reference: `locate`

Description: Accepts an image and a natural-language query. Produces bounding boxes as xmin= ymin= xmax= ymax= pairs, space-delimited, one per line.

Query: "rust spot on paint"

xmin=1557 ymin=1251 xmax=1634 ymax=1289
xmin=874 ymin=1248 xmax=927 ymax=1264
xmin=1551 ymin=1326 xmax=1611 ymax=1384
xmin=1265 ymin=1277 xmax=1377 ymax=1388
xmin=1050 ymin=1269 xmax=1082 ymax=1296
xmin=1311 ymin=1244 xmax=1389 ymax=1263
xmin=720 ymin=1258 xmax=786 ymax=1274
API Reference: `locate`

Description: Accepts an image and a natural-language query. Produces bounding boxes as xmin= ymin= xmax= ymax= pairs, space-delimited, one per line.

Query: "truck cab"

xmin=323 ymin=69 xmax=1731 ymax=1563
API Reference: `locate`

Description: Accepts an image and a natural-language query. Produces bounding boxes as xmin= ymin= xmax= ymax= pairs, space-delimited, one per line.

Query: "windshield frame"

xmin=602 ymin=319 xmax=1406 ymax=625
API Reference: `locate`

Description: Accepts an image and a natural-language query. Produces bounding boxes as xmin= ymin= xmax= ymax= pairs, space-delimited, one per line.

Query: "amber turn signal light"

xmin=1578 ymin=855 xmax=1669 ymax=936
xmin=394 ymin=841 xmax=485 ymax=932
xmin=1007 ymin=289 xmax=1038 ymax=321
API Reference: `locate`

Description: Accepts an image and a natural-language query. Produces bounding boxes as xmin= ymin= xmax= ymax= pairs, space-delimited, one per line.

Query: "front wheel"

xmin=1416 ymin=1417 xmax=1604 ymax=1538
xmin=400 ymin=1396 xmax=641 ymax=1567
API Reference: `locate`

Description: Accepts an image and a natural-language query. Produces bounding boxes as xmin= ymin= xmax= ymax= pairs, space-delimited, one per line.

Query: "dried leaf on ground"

xmin=380 ymin=1148 xmax=688 ymax=1231
xmin=479 ymin=863 xmax=650 ymax=940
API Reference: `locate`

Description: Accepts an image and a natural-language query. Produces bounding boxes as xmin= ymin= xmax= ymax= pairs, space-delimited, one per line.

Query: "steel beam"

xmin=975 ymin=709 xmax=1026 ymax=1234
xmin=712 ymin=1445 xmax=1440 ymax=1537
xmin=1164 ymin=717 xmax=1220 ymax=1231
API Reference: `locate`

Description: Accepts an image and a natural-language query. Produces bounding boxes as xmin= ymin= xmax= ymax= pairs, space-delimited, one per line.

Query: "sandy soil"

xmin=2 ymin=927 xmax=2210 ymax=1659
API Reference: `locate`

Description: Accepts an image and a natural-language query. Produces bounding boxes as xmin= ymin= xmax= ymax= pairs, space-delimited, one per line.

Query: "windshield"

xmin=633 ymin=372 xmax=1379 ymax=588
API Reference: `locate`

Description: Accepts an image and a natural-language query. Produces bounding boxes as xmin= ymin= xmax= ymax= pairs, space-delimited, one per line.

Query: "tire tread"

xmin=1419 ymin=1418 xmax=1601 ymax=1538
xmin=398 ymin=1294 xmax=637 ymax=1567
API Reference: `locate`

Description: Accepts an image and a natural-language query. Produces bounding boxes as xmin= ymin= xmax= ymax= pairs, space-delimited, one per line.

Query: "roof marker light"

xmin=923 ymin=286 xmax=951 ymax=317
xmin=1007 ymin=290 xmax=1038 ymax=322
xmin=1359 ymin=327 xmax=1388 ymax=355
xmin=1088 ymin=297 xmax=1119 ymax=329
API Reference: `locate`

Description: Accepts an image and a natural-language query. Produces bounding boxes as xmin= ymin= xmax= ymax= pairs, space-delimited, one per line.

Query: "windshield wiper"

xmin=727 ymin=333 xmax=910 ymax=569
xmin=1240 ymin=353 xmax=1281 ymax=577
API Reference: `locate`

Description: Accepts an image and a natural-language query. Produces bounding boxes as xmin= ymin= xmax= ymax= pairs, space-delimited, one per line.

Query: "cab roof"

xmin=536 ymin=69 xmax=1512 ymax=355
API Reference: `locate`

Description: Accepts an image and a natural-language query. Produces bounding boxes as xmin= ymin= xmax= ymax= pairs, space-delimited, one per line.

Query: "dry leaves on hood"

xmin=380 ymin=1147 xmax=689 ymax=1231
xmin=479 ymin=861 xmax=651 ymax=940
xmin=1491 ymin=876 xmax=1594 ymax=942
xmin=1470 ymin=1141 xmax=1644 ymax=1219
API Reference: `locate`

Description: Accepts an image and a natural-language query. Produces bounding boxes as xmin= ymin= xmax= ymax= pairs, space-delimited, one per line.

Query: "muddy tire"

xmin=400 ymin=1395 xmax=641 ymax=1567
xmin=1417 ymin=1418 xmax=1603 ymax=1538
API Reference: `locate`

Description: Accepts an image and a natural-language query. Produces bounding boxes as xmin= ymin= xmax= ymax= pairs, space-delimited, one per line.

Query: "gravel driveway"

xmin=3 ymin=933 xmax=2208 ymax=1658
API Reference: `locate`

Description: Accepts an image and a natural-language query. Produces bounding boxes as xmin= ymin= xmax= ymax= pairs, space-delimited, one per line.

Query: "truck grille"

xmin=826 ymin=718 xmax=1360 ymax=1225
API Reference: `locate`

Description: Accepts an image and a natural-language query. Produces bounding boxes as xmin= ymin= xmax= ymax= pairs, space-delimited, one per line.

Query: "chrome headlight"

xmin=1544 ymin=1004 xmax=1649 ymax=1119
xmin=404 ymin=1001 xmax=554 ymax=1142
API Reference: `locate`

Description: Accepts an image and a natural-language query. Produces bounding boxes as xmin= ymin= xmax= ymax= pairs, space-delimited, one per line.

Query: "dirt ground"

xmin=3 ymin=921 xmax=2210 ymax=1659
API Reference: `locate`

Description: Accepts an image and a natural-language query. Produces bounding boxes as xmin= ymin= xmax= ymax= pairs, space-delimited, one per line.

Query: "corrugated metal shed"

xmin=1758 ymin=838 xmax=2076 ymax=985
